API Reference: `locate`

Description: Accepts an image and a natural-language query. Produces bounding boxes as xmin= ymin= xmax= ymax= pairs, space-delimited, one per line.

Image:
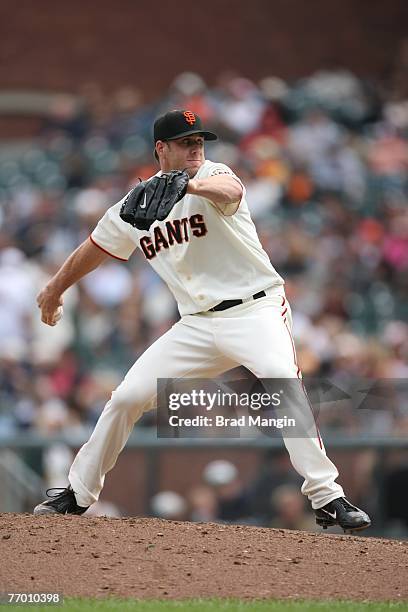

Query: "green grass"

xmin=1 ymin=599 xmax=407 ymax=611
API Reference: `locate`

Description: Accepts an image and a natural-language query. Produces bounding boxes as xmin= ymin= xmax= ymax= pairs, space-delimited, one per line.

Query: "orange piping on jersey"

xmin=89 ymin=235 xmax=128 ymax=261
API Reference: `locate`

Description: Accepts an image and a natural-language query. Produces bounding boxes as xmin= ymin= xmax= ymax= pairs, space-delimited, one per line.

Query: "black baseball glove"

xmin=119 ymin=170 xmax=190 ymax=231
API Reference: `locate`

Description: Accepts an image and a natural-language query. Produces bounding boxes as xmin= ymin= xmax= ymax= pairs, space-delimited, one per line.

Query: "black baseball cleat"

xmin=315 ymin=497 xmax=371 ymax=533
xmin=33 ymin=486 xmax=89 ymax=516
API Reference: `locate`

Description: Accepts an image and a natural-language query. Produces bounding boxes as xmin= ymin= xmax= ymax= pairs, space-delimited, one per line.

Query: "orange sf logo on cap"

xmin=183 ymin=111 xmax=196 ymax=126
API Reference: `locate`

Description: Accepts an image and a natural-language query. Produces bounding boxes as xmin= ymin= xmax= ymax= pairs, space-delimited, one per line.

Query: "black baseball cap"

xmin=154 ymin=110 xmax=218 ymax=145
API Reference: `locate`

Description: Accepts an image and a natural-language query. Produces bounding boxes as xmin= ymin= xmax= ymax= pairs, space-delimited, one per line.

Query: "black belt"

xmin=209 ymin=290 xmax=266 ymax=312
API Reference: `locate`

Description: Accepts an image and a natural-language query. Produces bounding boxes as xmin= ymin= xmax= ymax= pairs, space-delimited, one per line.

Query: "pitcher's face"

xmin=156 ymin=134 xmax=205 ymax=177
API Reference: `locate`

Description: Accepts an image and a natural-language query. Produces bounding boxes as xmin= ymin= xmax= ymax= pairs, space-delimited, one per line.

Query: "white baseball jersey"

xmin=91 ymin=159 xmax=284 ymax=316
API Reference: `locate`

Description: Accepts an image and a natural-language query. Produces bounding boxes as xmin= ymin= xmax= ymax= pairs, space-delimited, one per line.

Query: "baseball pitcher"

xmin=34 ymin=110 xmax=371 ymax=533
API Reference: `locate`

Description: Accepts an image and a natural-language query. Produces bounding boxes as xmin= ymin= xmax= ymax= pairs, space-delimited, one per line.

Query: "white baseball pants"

xmin=69 ymin=287 xmax=344 ymax=509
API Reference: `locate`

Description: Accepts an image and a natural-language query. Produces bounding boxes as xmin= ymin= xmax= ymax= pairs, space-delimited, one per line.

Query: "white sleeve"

xmin=199 ymin=162 xmax=246 ymax=217
xmin=90 ymin=199 xmax=138 ymax=261
xmin=202 ymin=161 xmax=246 ymax=195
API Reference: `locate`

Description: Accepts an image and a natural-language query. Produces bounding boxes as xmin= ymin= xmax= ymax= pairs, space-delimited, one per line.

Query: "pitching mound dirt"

xmin=0 ymin=514 xmax=407 ymax=601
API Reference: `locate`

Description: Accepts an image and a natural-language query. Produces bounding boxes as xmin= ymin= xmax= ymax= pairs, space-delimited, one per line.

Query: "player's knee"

xmin=110 ymin=385 xmax=153 ymax=420
xmin=258 ymin=362 xmax=300 ymax=380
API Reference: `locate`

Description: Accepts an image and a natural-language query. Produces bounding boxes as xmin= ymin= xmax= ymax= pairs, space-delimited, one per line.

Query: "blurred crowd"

xmin=149 ymin=457 xmax=312 ymax=529
xmin=0 ymin=66 xmax=407 ymax=442
xmin=112 ymin=454 xmax=408 ymax=538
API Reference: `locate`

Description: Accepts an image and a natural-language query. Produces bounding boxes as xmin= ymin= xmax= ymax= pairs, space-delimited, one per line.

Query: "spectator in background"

xmin=217 ymin=76 xmax=266 ymax=139
xmin=0 ymin=248 xmax=36 ymax=349
xmin=269 ymin=484 xmax=317 ymax=531
xmin=150 ymin=490 xmax=188 ymax=521
xmin=165 ymin=72 xmax=214 ymax=124
xmin=203 ymin=460 xmax=253 ymax=523
xmin=249 ymin=450 xmax=302 ymax=524
xmin=188 ymin=485 xmax=218 ymax=522
xmin=41 ymin=94 xmax=90 ymax=142
xmin=381 ymin=451 xmax=408 ymax=536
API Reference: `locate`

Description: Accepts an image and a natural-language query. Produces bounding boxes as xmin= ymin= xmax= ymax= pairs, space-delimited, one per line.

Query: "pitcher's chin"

xmin=185 ymin=162 xmax=202 ymax=177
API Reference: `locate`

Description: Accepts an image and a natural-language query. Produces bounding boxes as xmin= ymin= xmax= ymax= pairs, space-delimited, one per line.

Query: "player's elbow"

xmin=216 ymin=183 xmax=243 ymax=215
xmin=221 ymin=179 xmax=243 ymax=205
xmin=229 ymin=181 xmax=243 ymax=204
xmin=214 ymin=175 xmax=243 ymax=205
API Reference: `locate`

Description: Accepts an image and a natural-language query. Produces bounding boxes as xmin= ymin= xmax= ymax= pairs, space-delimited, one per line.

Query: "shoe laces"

xmin=337 ymin=497 xmax=356 ymax=511
xmin=45 ymin=487 xmax=71 ymax=498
